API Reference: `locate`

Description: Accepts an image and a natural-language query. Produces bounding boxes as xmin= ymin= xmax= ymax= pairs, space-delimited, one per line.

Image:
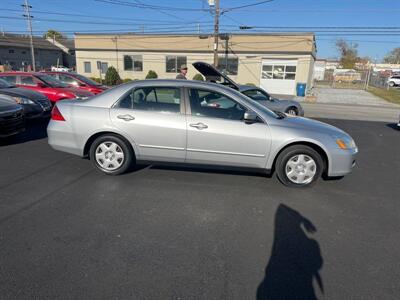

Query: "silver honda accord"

xmin=47 ymin=79 xmax=357 ymax=187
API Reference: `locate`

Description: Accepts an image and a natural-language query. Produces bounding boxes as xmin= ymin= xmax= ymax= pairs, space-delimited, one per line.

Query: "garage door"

xmin=260 ymin=59 xmax=297 ymax=95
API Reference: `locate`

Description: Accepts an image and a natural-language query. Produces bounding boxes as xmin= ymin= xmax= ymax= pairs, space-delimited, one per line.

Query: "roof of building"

xmin=74 ymin=32 xmax=316 ymax=55
xmin=0 ymin=33 xmax=61 ymax=50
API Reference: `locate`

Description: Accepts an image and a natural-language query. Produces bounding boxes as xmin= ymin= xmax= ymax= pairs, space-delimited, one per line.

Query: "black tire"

xmin=275 ymin=145 xmax=324 ymax=187
xmin=285 ymin=106 xmax=298 ymax=116
xmin=89 ymin=134 xmax=134 ymax=175
xmin=388 ymin=81 xmax=395 ymax=87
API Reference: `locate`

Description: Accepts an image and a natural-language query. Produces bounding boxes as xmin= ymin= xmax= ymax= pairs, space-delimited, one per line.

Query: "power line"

xmin=222 ymin=0 xmax=274 ymax=12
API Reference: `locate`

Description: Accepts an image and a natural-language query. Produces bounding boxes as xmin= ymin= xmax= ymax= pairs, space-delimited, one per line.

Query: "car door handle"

xmin=117 ymin=114 xmax=135 ymax=121
xmin=190 ymin=122 xmax=208 ymax=130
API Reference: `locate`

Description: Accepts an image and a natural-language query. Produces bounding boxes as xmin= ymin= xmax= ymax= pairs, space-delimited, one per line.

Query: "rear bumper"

xmin=47 ymin=120 xmax=83 ymax=156
xmin=328 ymin=147 xmax=358 ymax=177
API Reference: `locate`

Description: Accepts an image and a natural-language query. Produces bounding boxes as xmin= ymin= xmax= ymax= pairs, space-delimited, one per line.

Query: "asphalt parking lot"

xmin=0 ymin=118 xmax=399 ymax=299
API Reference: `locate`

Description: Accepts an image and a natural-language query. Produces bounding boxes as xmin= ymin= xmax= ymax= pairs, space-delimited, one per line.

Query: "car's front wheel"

xmin=285 ymin=107 xmax=298 ymax=115
xmin=275 ymin=145 xmax=324 ymax=187
xmin=89 ymin=134 xmax=134 ymax=175
xmin=388 ymin=81 xmax=395 ymax=87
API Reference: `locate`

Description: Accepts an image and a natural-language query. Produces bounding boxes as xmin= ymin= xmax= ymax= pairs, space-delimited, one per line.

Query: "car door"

xmin=185 ymin=87 xmax=270 ymax=169
xmin=110 ymin=86 xmax=187 ymax=162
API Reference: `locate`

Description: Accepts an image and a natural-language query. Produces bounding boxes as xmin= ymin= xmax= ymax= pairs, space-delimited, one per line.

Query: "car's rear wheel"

xmin=89 ymin=134 xmax=134 ymax=175
xmin=285 ymin=107 xmax=298 ymax=115
xmin=275 ymin=145 xmax=324 ymax=187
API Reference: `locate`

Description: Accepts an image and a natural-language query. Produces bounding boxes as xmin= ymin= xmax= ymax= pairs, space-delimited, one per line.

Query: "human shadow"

xmin=257 ymin=204 xmax=323 ymax=300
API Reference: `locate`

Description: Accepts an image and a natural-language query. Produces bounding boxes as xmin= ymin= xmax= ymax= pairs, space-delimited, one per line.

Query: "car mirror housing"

xmin=244 ymin=111 xmax=258 ymax=123
xmin=37 ymin=82 xmax=47 ymax=88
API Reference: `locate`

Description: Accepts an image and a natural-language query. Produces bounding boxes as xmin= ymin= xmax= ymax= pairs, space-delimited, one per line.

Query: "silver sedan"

xmin=47 ymin=79 xmax=357 ymax=187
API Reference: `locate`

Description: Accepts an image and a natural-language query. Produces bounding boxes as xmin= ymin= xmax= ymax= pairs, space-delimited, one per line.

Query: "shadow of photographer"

xmin=257 ymin=204 xmax=323 ymax=300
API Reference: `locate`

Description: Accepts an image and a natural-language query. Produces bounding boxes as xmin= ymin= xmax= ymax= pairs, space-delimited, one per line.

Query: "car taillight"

xmin=51 ymin=105 xmax=65 ymax=121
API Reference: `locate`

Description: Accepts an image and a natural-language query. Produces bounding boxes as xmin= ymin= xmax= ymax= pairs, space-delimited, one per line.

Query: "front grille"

xmin=0 ymin=109 xmax=25 ymax=136
xmin=36 ymin=98 xmax=52 ymax=110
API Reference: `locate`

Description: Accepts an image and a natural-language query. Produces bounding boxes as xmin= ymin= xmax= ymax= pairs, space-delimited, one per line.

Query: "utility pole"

xmin=22 ymin=0 xmax=35 ymax=71
xmin=112 ymin=36 xmax=119 ymax=72
xmin=213 ymin=0 xmax=220 ymax=67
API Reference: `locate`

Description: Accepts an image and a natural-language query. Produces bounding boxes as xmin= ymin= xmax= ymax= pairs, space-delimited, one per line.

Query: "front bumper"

xmin=328 ymin=147 xmax=358 ymax=177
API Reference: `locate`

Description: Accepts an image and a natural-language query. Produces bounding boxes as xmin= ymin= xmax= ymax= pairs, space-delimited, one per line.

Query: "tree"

xmin=145 ymin=70 xmax=158 ymax=79
xmin=43 ymin=29 xmax=64 ymax=41
xmin=192 ymin=73 xmax=204 ymax=81
xmin=336 ymin=39 xmax=358 ymax=69
xmin=104 ymin=66 xmax=122 ymax=86
xmin=383 ymin=48 xmax=400 ymax=64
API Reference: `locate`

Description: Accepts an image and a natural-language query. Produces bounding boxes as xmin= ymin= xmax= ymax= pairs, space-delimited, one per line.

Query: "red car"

xmin=44 ymin=72 xmax=108 ymax=95
xmin=0 ymin=72 xmax=94 ymax=104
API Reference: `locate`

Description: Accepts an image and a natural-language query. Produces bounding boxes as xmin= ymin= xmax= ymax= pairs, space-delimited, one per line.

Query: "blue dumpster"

xmin=296 ymin=83 xmax=306 ymax=97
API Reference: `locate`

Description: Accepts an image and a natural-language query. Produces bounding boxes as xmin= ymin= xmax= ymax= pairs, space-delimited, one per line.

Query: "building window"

xmin=8 ymin=49 xmax=15 ymax=54
xmin=124 ymin=55 xmax=143 ymax=71
xmin=217 ymin=56 xmax=238 ymax=75
xmin=262 ymin=65 xmax=297 ymax=80
xmin=21 ymin=51 xmax=26 ymax=54
xmin=84 ymin=61 xmax=91 ymax=73
xmin=101 ymin=62 xmax=108 ymax=74
xmin=166 ymin=56 xmax=187 ymax=73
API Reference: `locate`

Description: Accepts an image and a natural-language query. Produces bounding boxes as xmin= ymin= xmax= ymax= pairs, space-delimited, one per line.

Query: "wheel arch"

xmin=270 ymin=141 xmax=330 ymax=176
xmin=83 ymin=131 xmax=136 ymax=159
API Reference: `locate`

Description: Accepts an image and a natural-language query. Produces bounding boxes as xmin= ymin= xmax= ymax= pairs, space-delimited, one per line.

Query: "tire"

xmin=285 ymin=107 xmax=298 ymax=116
xmin=275 ymin=145 xmax=324 ymax=187
xmin=89 ymin=134 xmax=134 ymax=175
xmin=388 ymin=81 xmax=395 ymax=87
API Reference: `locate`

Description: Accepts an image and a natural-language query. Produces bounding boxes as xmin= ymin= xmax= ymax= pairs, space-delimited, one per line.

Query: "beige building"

xmin=75 ymin=33 xmax=316 ymax=95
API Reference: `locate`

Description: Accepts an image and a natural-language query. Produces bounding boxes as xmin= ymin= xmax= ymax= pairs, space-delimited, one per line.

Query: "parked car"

xmin=47 ymin=79 xmax=357 ymax=187
xmin=192 ymin=61 xmax=304 ymax=116
xmin=388 ymin=75 xmax=400 ymax=87
xmin=0 ymin=78 xmax=52 ymax=119
xmin=44 ymin=72 xmax=108 ymax=95
xmin=51 ymin=65 xmax=72 ymax=72
xmin=0 ymin=97 xmax=25 ymax=138
xmin=0 ymin=72 xmax=94 ymax=104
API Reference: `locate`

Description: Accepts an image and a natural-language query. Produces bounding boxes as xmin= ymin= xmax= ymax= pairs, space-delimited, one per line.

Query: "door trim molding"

xmin=187 ymin=148 xmax=266 ymax=157
xmin=140 ymin=144 xmax=185 ymax=151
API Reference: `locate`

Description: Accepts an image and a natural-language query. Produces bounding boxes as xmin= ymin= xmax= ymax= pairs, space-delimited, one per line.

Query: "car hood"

xmin=192 ymin=61 xmax=240 ymax=90
xmin=0 ymin=87 xmax=47 ymax=100
xmin=0 ymin=97 xmax=22 ymax=111
xmin=278 ymin=115 xmax=347 ymax=136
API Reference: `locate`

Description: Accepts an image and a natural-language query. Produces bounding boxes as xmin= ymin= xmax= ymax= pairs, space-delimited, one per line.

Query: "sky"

xmin=1 ymin=0 xmax=399 ymax=61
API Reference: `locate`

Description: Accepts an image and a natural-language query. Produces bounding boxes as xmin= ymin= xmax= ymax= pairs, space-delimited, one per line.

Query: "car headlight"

xmin=12 ymin=96 xmax=35 ymax=105
xmin=332 ymin=135 xmax=357 ymax=150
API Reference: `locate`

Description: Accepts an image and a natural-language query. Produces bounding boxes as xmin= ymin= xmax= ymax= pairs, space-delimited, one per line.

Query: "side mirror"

xmin=78 ymin=82 xmax=86 ymax=87
xmin=37 ymin=82 xmax=47 ymax=88
xmin=244 ymin=111 xmax=258 ymax=123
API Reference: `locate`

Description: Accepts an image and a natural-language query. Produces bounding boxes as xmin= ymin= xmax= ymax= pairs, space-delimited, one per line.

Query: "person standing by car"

xmin=176 ymin=65 xmax=188 ymax=80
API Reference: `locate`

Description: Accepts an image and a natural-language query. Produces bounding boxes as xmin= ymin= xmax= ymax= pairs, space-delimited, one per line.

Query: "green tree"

xmin=43 ymin=29 xmax=65 ymax=41
xmin=192 ymin=73 xmax=204 ymax=81
xmin=383 ymin=48 xmax=400 ymax=64
xmin=104 ymin=66 xmax=122 ymax=86
xmin=145 ymin=70 xmax=158 ymax=79
xmin=336 ymin=39 xmax=359 ymax=69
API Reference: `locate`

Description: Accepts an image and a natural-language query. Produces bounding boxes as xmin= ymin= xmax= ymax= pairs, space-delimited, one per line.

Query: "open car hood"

xmin=192 ymin=61 xmax=239 ymax=90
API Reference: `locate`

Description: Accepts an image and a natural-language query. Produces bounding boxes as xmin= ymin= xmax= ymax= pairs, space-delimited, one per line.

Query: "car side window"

xmin=189 ymin=88 xmax=246 ymax=121
xmin=1 ymin=76 xmax=17 ymax=84
xmin=20 ymin=75 xmax=36 ymax=86
xmin=59 ymin=74 xmax=78 ymax=85
xmin=117 ymin=87 xmax=181 ymax=113
xmin=242 ymin=89 xmax=269 ymax=101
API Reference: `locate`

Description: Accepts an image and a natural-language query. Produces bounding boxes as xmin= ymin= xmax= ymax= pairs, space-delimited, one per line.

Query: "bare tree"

xmin=336 ymin=39 xmax=359 ymax=69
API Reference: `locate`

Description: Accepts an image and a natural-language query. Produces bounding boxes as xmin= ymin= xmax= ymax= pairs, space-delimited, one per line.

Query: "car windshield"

xmin=242 ymin=89 xmax=270 ymax=101
xmin=35 ymin=74 xmax=69 ymax=88
xmin=74 ymin=74 xmax=102 ymax=86
xmin=0 ymin=78 xmax=15 ymax=88
xmin=227 ymin=88 xmax=280 ymax=119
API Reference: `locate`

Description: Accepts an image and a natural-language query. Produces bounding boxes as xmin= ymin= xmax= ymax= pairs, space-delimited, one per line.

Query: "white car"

xmin=51 ymin=66 xmax=71 ymax=72
xmin=388 ymin=75 xmax=400 ymax=87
